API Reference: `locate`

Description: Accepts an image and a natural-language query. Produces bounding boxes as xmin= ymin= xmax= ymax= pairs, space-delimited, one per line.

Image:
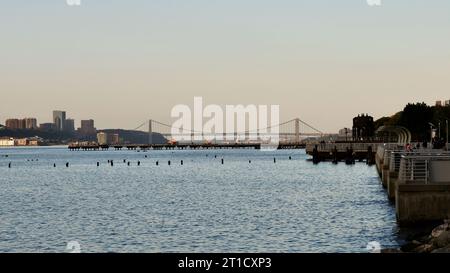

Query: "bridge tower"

xmin=295 ymin=118 xmax=300 ymax=143
xmin=148 ymin=119 xmax=153 ymax=145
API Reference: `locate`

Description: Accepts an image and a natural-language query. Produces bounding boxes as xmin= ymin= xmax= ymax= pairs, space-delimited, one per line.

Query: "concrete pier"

xmin=380 ymin=150 xmax=396 ymax=192
xmin=387 ymin=173 xmax=397 ymax=200
xmin=396 ymin=184 xmax=450 ymax=225
xmin=386 ymin=151 xmax=404 ymax=200
xmin=375 ymin=147 xmax=450 ymax=226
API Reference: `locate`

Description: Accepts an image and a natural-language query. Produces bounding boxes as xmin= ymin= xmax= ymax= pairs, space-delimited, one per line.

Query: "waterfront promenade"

xmin=375 ymin=145 xmax=450 ymax=226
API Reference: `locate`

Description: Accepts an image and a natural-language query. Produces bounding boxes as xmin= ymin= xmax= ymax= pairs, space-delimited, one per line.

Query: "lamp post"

xmin=447 ymin=120 xmax=449 ymax=150
xmin=439 ymin=121 xmax=441 ymax=139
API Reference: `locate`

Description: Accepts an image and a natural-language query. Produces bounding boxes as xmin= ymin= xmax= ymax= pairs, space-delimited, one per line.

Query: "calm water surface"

xmin=0 ymin=147 xmax=402 ymax=252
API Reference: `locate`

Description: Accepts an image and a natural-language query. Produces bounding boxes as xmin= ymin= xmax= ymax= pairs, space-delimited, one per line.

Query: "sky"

xmin=0 ymin=0 xmax=449 ymax=133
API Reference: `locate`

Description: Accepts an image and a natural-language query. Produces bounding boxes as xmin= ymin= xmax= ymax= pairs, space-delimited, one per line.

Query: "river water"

xmin=0 ymin=147 xmax=402 ymax=252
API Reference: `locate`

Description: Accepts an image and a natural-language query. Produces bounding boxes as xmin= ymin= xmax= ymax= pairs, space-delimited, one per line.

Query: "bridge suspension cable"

xmin=131 ymin=117 xmax=325 ymax=140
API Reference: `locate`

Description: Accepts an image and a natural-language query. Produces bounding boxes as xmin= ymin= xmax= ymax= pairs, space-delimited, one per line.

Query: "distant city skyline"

xmin=2 ymin=110 xmax=95 ymax=134
xmin=1 ymin=1 xmax=449 ymax=132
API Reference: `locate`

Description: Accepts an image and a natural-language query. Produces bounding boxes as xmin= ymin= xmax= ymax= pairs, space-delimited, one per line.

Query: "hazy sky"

xmin=1 ymin=0 xmax=449 ymax=133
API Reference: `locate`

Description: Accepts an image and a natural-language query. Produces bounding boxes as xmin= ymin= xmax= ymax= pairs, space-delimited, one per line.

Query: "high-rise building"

xmin=6 ymin=118 xmax=38 ymax=130
xmin=110 ymin=133 xmax=120 ymax=145
xmin=97 ymin=132 xmax=119 ymax=145
xmin=97 ymin=132 xmax=108 ymax=145
xmin=78 ymin=119 xmax=97 ymax=135
xmin=53 ymin=110 xmax=66 ymax=131
xmin=5 ymin=119 xmax=21 ymax=129
xmin=24 ymin=118 xmax=38 ymax=129
xmin=64 ymin=119 xmax=75 ymax=133
xmin=436 ymin=101 xmax=443 ymax=107
xmin=19 ymin=119 xmax=26 ymax=129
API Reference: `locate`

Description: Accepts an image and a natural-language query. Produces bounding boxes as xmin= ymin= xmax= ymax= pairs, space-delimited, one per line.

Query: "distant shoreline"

xmin=0 ymin=145 xmax=68 ymax=149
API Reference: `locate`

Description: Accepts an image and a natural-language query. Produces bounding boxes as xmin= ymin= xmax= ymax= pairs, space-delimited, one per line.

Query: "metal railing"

xmin=382 ymin=149 xmax=404 ymax=168
xmin=398 ymin=154 xmax=450 ymax=184
xmin=388 ymin=150 xmax=450 ymax=173
xmin=389 ymin=151 xmax=406 ymax=172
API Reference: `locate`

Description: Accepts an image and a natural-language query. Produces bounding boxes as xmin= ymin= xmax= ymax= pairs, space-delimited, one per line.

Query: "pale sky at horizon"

xmin=1 ymin=0 xmax=449 ymax=133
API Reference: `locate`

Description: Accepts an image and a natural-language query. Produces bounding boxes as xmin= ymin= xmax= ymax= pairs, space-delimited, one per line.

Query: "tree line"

xmin=375 ymin=102 xmax=450 ymax=142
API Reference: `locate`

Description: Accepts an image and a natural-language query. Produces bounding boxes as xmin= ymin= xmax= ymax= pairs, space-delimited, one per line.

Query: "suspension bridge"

xmin=137 ymin=118 xmax=324 ymax=143
xmin=69 ymin=118 xmax=327 ymax=150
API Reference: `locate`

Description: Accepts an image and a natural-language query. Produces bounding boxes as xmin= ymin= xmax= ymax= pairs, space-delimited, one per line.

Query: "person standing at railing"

xmin=405 ymin=143 xmax=413 ymax=152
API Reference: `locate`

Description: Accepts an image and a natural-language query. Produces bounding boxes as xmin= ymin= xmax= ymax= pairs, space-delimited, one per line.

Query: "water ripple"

xmin=0 ymin=147 xmax=399 ymax=252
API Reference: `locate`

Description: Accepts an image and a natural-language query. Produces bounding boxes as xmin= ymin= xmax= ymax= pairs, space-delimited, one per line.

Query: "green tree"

xmin=398 ymin=103 xmax=434 ymax=141
xmin=431 ymin=105 xmax=450 ymax=140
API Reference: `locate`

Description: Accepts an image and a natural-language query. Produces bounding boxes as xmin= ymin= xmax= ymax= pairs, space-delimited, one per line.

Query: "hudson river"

xmin=0 ymin=147 xmax=402 ymax=252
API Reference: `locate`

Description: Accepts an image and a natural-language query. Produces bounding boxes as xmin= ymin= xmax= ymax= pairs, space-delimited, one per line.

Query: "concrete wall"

xmin=396 ymin=184 xmax=450 ymax=226
xmin=387 ymin=171 xmax=397 ymax=200
xmin=376 ymin=157 xmax=383 ymax=176
xmin=381 ymin=166 xmax=389 ymax=188
xmin=430 ymin=161 xmax=450 ymax=183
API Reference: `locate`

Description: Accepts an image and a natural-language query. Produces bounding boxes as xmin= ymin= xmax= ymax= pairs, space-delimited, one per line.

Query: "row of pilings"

xmin=5 ymin=155 xmax=296 ymax=168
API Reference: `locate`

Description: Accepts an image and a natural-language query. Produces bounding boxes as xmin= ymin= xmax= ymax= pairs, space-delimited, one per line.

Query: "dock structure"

xmin=305 ymin=143 xmax=400 ymax=163
xmin=68 ymin=142 xmax=306 ymax=151
xmin=375 ymin=146 xmax=450 ymax=226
